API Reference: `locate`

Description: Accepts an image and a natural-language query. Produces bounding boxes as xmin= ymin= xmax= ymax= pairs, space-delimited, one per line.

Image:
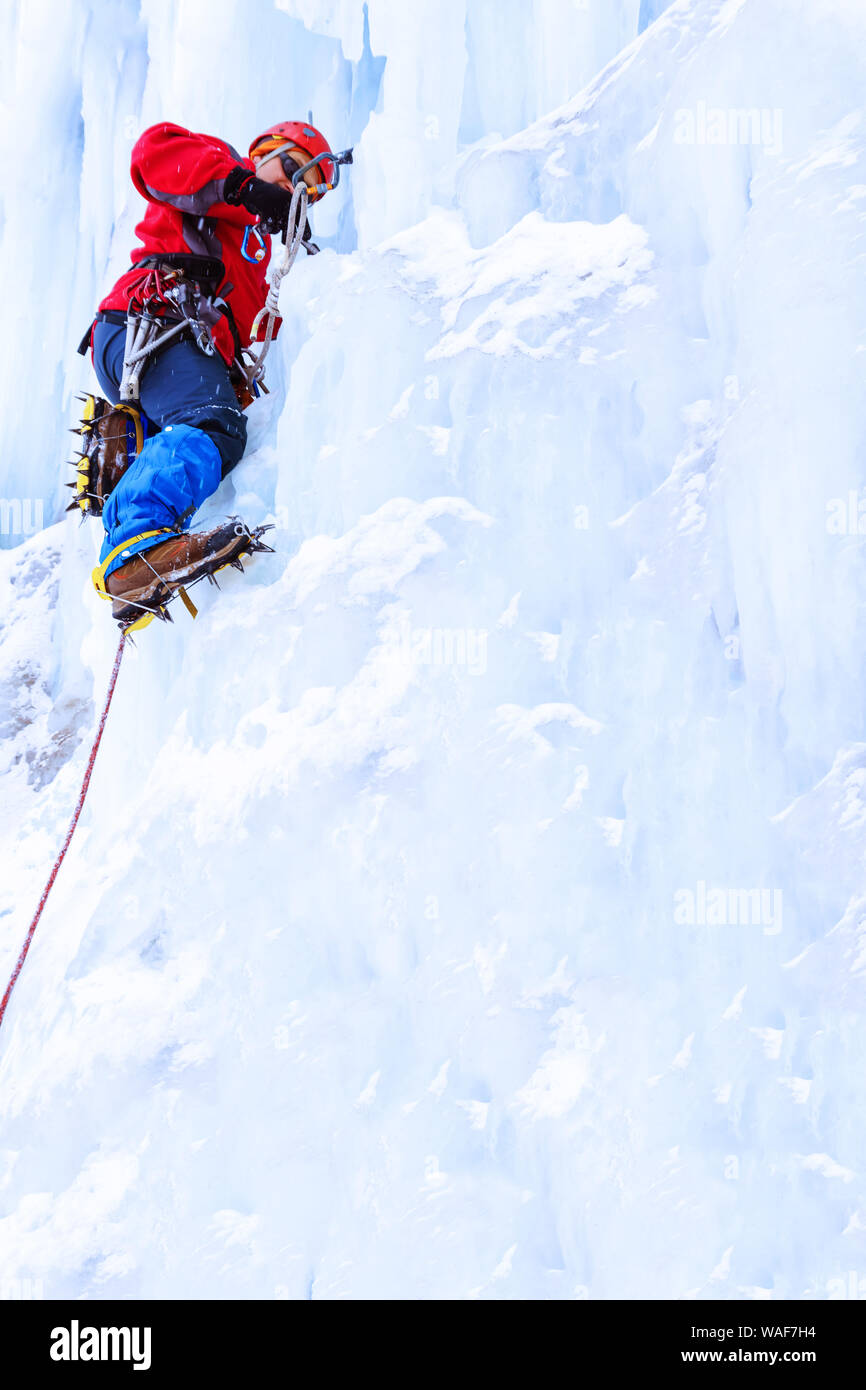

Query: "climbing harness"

xmin=0 ymin=633 xmax=127 ymax=1036
xmin=119 ymin=263 xmax=221 ymax=403
xmin=122 ymin=255 xmax=260 ymax=407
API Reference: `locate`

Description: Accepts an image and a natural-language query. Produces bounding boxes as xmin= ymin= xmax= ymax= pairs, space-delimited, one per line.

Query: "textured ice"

xmin=0 ymin=0 xmax=865 ymax=1300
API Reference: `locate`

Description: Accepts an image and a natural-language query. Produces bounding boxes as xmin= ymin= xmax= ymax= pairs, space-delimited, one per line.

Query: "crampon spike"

xmin=248 ymin=523 xmax=276 ymax=553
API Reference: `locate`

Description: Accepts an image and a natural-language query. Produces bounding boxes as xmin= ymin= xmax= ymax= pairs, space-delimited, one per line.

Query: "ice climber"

xmin=73 ymin=119 xmax=351 ymax=629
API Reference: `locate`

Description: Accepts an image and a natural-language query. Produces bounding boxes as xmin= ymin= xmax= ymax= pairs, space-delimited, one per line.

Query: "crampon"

xmin=92 ymin=518 xmax=275 ymax=634
xmin=65 ymin=393 xmax=145 ymax=519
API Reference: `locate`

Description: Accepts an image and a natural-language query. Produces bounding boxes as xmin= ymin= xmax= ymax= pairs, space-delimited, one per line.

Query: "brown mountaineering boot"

xmin=106 ymin=518 xmax=274 ymax=626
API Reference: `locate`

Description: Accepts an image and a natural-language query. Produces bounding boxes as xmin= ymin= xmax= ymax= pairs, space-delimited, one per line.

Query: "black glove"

xmin=223 ymin=165 xmax=293 ymax=235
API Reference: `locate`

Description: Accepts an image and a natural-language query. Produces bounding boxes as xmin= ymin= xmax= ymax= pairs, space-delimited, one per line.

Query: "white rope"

xmin=244 ymin=181 xmax=309 ymax=387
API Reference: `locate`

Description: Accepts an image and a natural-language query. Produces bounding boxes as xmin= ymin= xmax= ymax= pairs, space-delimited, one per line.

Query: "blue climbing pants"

xmin=91 ymin=319 xmax=247 ymax=578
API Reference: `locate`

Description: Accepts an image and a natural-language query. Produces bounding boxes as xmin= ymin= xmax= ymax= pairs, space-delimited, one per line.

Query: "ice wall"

xmin=0 ymin=0 xmax=660 ymax=525
xmin=1 ymin=0 xmax=865 ymax=1301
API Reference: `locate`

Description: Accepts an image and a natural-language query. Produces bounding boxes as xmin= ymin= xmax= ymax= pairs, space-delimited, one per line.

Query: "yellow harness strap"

xmin=91 ymin=529 xmax=172 ymax=599
xmin=177 ymin=586 xmax=198 ymax=620
xmin=123 ymin=404 xmax=145 ymax=457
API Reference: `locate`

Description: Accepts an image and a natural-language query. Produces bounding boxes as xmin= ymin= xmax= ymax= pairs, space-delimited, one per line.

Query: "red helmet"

xmin=248 ymin=120 xmax=335 ymax=199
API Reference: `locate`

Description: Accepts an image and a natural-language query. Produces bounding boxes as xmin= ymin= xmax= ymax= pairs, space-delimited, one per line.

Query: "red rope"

xmin=0 ymin=633 xmax=127 ymax=1033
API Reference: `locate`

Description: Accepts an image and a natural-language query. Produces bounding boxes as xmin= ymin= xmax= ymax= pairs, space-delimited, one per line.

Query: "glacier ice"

xmin=0 ymin=0 xmax=865 ymax=1299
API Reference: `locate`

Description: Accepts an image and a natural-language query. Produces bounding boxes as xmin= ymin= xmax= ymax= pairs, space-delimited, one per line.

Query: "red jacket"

xmin=99 ymin=122 xmax=276 ymax=367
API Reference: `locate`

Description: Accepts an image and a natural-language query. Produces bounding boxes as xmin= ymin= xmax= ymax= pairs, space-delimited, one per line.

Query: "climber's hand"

xmin=224 ymin=166 xmax=293 ymax=235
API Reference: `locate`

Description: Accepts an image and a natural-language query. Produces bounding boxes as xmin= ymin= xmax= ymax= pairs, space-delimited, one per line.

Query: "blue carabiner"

xmin=241 ymin=223 xmax=269 ymax=264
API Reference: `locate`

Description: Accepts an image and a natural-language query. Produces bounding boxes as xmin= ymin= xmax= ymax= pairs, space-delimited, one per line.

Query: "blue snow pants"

xmin=91 ymin=319 xmax=247 ymax=578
